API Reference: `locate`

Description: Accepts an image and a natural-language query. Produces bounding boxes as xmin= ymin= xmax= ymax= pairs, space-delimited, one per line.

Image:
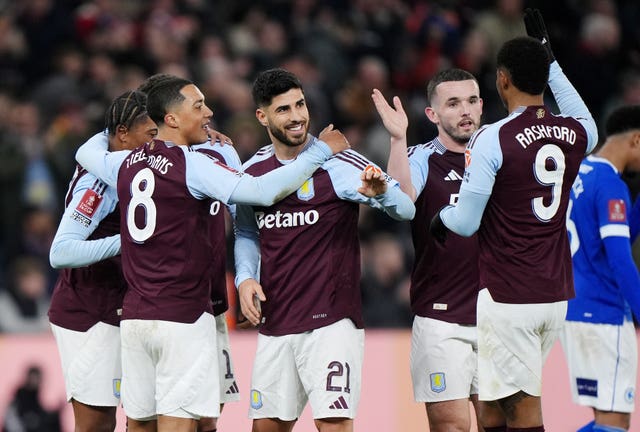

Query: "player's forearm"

xmin=387 ymin=137 xmax=416 ymax=201
xmin=50 ymin=234 xmax=121 ymax=268
xmin=229 ymin=140 xmax=332 ymax=206
xmin=604 ymin=236 xmax=640 ymax=319
xmin=75 ymin=132 xmax=117 ymax=188
xmin=233 ymin=230 xmax=260 ymax=287
xmin=374 ymin=184 xmax=415 ymax=221
xmin=548 ymin=62 xmax=598 ymax=151
xmin=440 ymin=188 xmax=489 ymax=237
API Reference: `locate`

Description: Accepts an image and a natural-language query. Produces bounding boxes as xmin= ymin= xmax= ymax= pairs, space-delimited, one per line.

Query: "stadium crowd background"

xmin=1 ymin=0 xmax=640 ymax=335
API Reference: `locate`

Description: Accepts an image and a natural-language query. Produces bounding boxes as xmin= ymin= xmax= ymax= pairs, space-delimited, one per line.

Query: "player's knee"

xmin=314 ymin=417 xmax=353 ymax=432
xmin=75 ymin=418 xmax=116 ymax=432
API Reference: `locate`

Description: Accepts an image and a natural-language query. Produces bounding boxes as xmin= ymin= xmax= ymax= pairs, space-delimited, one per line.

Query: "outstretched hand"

xmin=523 ymin=8 xmax=555 ymax=62
xmin=318 ymin=124 xmax=350 ymax=154
xmin=371 ymin=88 xmax=408 ymax=140
xmin=358 ymin=165 xmax=387 ymax=197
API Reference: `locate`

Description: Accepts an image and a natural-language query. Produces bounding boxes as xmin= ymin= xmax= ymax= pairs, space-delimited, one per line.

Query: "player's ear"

xmin=256 ymin=108 xmax=268 ymax=127
xmin=497 ymin=68 xmax=509 ymax=91
xmin=116 ymin=124 xmax=128 ymax=141
xmin=164 ymin=113 xmax=179 ymax=128
xmin=425 ymin=106 xmax=438 ymax=124
xmin=631 ymin=130 xmax=640 ymax=148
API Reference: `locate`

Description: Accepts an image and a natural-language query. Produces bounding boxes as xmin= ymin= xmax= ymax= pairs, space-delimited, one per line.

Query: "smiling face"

xmin=172 ymin=84 xmax=213 ymax=145
xmin=115 ymin=116 xmax=158 ymax=151
xmin=426 ymin=79 xmax=482 ymax=149
xmin=255 ymin=88 xmax=309 ymax=150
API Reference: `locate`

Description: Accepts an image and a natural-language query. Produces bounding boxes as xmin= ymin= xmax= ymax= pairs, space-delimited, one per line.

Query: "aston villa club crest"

xmin=536 ymin=108 xmax=546 ymax=119
xmin=113 ymin=379 xmax=121 ymax=398
xmin=297 ymin=178 xmax=315 ymax=201
xmin=430 ymin=372 xmax=446 ymax=393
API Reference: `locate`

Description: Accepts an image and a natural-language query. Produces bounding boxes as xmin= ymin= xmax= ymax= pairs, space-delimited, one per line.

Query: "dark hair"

xmin=252 ymin=68 xmax=303 ymax=107
xmin=496 ymin=36 xmax=549 ymax=95
xmin=105 ymin=90 xmax=149 ymax=136
xmin=146 ymin=75 xmax=193 ymax=125
xmin=605 ymin=105 xmax=640 ymax=136
xmin=426 ymin=69 xmax=478 ymax=105
xmin=137 ymin=73 xmax=176 ymax=95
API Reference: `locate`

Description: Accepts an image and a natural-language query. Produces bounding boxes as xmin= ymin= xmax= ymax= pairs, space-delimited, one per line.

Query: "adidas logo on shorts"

xmin=329 ymin=395 xmax=349 ymax=410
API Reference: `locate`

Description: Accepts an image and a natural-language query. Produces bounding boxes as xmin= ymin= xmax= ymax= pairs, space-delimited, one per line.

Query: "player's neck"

xmin=156 ymin=127 xmax=188 ymax=146
xmin=272 ymin=139 xmax=307 ymax=161
xmin=506 ymin=93 xmax=544 ymax=114
xmin=597 ymin=141 xmax=626 ymax=173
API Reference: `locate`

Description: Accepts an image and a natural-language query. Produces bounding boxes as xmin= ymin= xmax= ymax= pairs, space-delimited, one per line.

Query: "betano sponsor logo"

xmin=255 ymin=209 xmax=320 ymax=229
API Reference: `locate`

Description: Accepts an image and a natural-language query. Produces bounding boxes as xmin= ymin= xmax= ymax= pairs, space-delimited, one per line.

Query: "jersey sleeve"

xmin=595 ymin=181 xmax=640 ymax=318
xmin=49 ymin=174 xmax=120 ymax=268
xmin=439 ymin=126 xmax=501 ymax=236
xmin=185 ymin=149 xmax=244 ymax=204
xmin=75 ymin=132 xmax=131 ymax=188
xmin=233 ymin=204 xmax=261 ymax=287
xmin=327 ymin=150 xmax=415 ymax=220
xmin=548 ymin=61 xmax=599 ymax=153
xmin=407 ymin=145 xmax=432 ymax=196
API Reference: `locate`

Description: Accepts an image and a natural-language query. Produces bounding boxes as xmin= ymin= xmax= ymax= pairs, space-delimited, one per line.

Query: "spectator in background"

xmin=0 ymin=256 xmax=50 ymax=333
xmin=2 ymin=366 xmax=62 ymax=432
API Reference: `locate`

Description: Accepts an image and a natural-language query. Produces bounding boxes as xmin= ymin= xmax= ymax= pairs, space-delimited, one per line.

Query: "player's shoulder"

xmin=409 ymin=138 xmax=446 ymax=158
xmin=243 ymin=144 xmax=274 ymax=170
xmin=326 ymin=148 xmax=373 ymax=172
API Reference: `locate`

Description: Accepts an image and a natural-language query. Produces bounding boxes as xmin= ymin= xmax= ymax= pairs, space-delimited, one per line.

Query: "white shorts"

xmin=410 ymin=316 xmax=478 ymax=402
xmin=215 ymin=314 xmax=240 ymax=404
xmin=560 ymin=319 xmax=637 ymax=413
xmin=249 ymin=318 xmax=364 ymax=420
xmin=476 ymin=288 xmax=566 ymax=401
xmin=51 ymin=322 xmax=121 ymax=407
xmin=120 ymin=312 xmax=220 ymax=420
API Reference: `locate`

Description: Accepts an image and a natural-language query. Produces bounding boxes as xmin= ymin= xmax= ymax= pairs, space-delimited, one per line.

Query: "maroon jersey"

xmin=49 ymin=168 xmax=127 ymax=331
xmin=196 ymin=147 xmax=229 ymax=316
xmin=409 ymin=140 xmax=479 ymax=324
xmin=243 ymin=148 xmax=367 ymax=336
xmin=117 ymin=140 xmax=214 ymax=322
xmin=467 ymin=106 xmax=588 ymax=303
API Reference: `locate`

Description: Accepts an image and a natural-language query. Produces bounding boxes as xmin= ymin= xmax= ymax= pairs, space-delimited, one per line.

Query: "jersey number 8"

xmin=127 ymin=168 xmax=157 ymax=242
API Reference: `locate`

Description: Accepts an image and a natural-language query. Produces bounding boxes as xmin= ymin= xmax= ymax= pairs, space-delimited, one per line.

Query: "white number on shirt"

xmin=532 ymin=144 xmax=566 ymax=221
xmin=127 ymin=168 xmax=157 ymax=242
xmin=566 ymin=199 xmax=580 ymax=256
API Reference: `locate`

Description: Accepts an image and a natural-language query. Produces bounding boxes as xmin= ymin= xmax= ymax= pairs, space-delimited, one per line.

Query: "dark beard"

xmin=269 ymin=123 xmax=307 ymax=147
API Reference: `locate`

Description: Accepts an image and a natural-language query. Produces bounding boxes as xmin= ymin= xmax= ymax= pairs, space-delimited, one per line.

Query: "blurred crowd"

xmin=1 ymin=0 xmax=640 ymax=332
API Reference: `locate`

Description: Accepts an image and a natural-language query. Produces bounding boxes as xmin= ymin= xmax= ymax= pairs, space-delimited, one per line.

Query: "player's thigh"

xmin=51 ymin=322 xmax=121 ymax=407
xmin=410 ymin=316 xmax=477 ymax=403
xmin=476 ymin=288 xmax=566 ymax=400
xmin=155 ymin=312 xmax=220 ymax=418
xmin=122 ymin=313 xmax=220 ymax=420
xmin=249 ymin=333 xmax=306 ymax=421
xmin=561 ymin=319 xmax=637 ymax=413
xmin=297 ymin=318 xmax=364 ymax=420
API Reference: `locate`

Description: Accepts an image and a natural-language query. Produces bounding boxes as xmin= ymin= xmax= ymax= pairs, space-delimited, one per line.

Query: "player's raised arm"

xmin=371 ymin=88 xmax=416 ymax=201
xmin=524 ymin=8 xmax=598 ymax=153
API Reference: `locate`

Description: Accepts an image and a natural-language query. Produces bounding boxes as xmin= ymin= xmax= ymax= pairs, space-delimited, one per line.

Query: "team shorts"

xmin=249 ymin=318 xmax=364 ymax=421
xmin=120 ymin=312 xmax=220 ymax=420
xmin=51 ymin=322 xmax=121 ymax=407
xmin=410 ymin=316 xmax=478 ymax=402
xmin=215 ymin=314 xmax=240 ymax=404
xmin=476 ymin=288 xmax=566 ymax=401
xmin=560 ymin=319 xmax=637 ymax=413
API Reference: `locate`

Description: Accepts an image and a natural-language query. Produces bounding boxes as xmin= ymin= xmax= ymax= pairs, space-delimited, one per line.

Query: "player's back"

xmin=117 ymin=140 xmax=213 ymax=323
xmin=567 ymin=156 xmax=632 ymax=323
xmin=477 ymin=105 xmax=588 ymax=303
